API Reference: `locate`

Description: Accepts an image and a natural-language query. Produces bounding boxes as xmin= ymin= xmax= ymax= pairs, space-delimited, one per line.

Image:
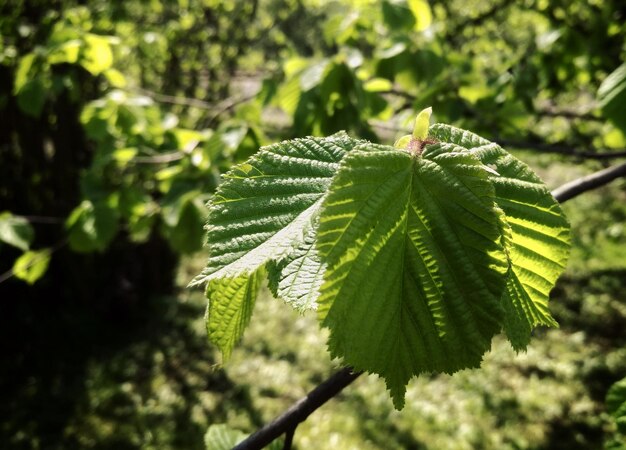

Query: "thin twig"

xmin=282 ymin=426 xmax=295 ymax=450
xmin=497 ymin=139 xmax=626 ymax=160
xmin=552 ymin=162 xmax=626 ymax=203
xmin=129 ymin=87 xmax=258 ymax=122
xmin=535 ymin=109 xmax=603 ymax=122
xmin=232 ymin=367 xmax=362 ymax=450
xmin=132 ymin=151 xmax=186 ymax=164
xmin=206 ymin=92 xmax=258 ymax=123
xmin=131 ymin=87 xmax=214 ymax=110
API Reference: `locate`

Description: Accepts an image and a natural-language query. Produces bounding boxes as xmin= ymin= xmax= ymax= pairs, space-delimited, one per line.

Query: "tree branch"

xmin=497 ymin=139 xmax=626 ymax=160
xmin=552 ymin=161 xmax=626 ymax=203
xmin=232 ymin=367 xmax=362 ymax=450
xmin=534 ymin=109 xmax=603 ymax=122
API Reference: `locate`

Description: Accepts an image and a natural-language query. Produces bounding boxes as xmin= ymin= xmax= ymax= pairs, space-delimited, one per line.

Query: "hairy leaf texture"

xmin=429 ymin=124 xmax=570 ymax=349
xmin=193 ymin=122 xmax=570 ymax=408
xmin=190 ymin=132 xmax=362 ymax=358
xmin=316 ymin=143 xmax=510 ymax=408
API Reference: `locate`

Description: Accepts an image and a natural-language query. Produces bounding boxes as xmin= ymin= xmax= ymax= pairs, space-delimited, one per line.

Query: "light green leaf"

xmin=192 ymin=133 xmax=363 ymax=357
xmin=47 ymin=39 xmax=81 ymax=65
xmin=13 ymin=249 xmax=51 ymax=284
xmin=103 ymin=68 xmax=127 ymax=88
xmin=412 ymin=106 xmax=432 ymax=140
xmin=207 ymin=270 xmax=263 ymax=361
xmin=14 ymin=53 xmax=36 ymax=93
xmin=0 ymin=212 xmax=34 ymax=251
xmin=81 ymin=34 xmax=114 ymax=75
xmin=429 ymin=124 xmax=570 ymax=349
xmin=204 ymin=424 xmax=246 ymax=450
xmin=599 ymin=63 xmax=626 ymax=131
xmin=363 ymin=78 xmax=393 ymax=92
xmin=317 ymin=142 xmax=509 ymax=408
xmin=407 ymin=0 xmax=433 ymax=31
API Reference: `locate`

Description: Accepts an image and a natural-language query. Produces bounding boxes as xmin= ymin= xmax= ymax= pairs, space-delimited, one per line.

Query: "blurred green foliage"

xmin=0 ymin=0 xmax=625 ymax=448
xmin=1 ymin=0 xmax=625 ymax=281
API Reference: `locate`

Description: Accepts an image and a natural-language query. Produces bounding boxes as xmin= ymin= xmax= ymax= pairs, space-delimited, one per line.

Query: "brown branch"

xmin=552 ymin=162 xmax=626 ymax=203
xmin=232 ymin=367 xmax=362 ymax=450
xmin=128 ymin=88 xmax=257 ymax=118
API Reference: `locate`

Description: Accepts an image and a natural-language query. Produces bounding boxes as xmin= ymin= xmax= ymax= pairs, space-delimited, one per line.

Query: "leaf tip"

xmin=412 ymin=106 xmax=433 ymax=141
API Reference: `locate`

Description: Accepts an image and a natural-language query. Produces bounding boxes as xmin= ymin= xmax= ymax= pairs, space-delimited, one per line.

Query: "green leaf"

xmin=14 ymin=53 xmax=37 ymax=93
xmin=429 ymin=124 xmax=570 ymax=349
xmin=412 ymin=106 xmax=432 ymax=140
xmin=407 ymin=0 xmax=433 ymax=31
xmin=316 ymin=142 xmax=509 ymax=408
xmin=13 ymin=249 xmax=51 ymax=284
xmin=267 ymin=225 xmax=324 ymax=311
xmin=204 ymin=424 xmax=246 ymax=450
xmin=608 ymin=377 xmax=626 ymax=434
xmin=66 ymin=200 xmax=119 ymax=253
xmin=204 ymin=424 xmax=282 ymax=450
xmin=80 ymin=34 xmax=114 ymax=75
xmin=207 ymin=270 xmax=263 ymax=361
xmin=0 ymin=212 xmax=34 ymax=251
xmin=196 ymin=122 xmax=570 ymax=408
xmin=381 ymin=1 xmax=416 ymax=31
xmin=161 ymin=198 xmax=206 ymax=254
xmin=16 ymin=78 xmax=46 ymax=118
xmin=599 ymin=63 xmax=626 ymax=131
xmin=363 ymin=78 xmax=393 ymax=92
xmin=191 ymin=132 xmax=363 ymax=357
xmin=47 ymin=39 xmax=82 ymax=65
xmin=103 ymin=68 xmax=127 ymax=88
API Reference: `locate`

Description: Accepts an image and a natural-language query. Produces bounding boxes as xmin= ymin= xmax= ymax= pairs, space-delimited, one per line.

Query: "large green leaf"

xmin=194 ymin=121 xmax=570 ymax=408
xmin=316 ymin=142 xmax=509 ymax=408
xmin=429 ymin=124 xmax=570 ymax=349
xmin=191 ymin=132 xmax=362 ymax=358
